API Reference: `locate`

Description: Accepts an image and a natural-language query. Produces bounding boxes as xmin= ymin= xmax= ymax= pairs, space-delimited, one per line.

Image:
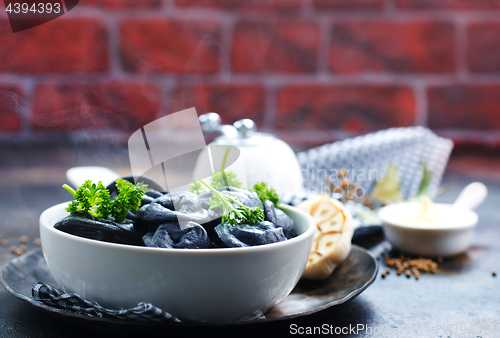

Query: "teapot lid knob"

xmin=233 ymin=119 xmax=256 ymax=138
xmin=200 ymin=113 xmax=272 ymax=145
xmin=199 ymin=112 xmax=221 ymax=131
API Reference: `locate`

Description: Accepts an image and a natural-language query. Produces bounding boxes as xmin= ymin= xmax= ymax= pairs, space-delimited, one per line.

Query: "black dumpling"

xmin=136 ymin=202 xmax=179 ymax=228
xmin=145 ymin=190 xmax=164 ymax=199
xmin=142 ymin=228 xmax=173 ymax=248
xmin=54 ymin=214 xmax=146 ymax=246
xmin=152 ymin=194 xmax=174 ymax=210
xmin=143 ymin=221 xmax=210 ymax=249
xmin=138 ymin=192 xmax=217 ymax=233
xmin=153 ymin=190 xmax=195 ymax=210
xmin=263 ymin=200 xmax=297 ymax=239
xmin=140 ymin=194 xmax=155 ymax=207
xmin=215 ymin=221 xmax=286 ymax=248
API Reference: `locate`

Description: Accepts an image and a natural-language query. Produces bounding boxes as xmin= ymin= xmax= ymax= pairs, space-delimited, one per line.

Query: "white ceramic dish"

xmin=379 ymin=202 xmax=478 ymax=257
xmin=39 ymin=203 xmax=315 ymax=323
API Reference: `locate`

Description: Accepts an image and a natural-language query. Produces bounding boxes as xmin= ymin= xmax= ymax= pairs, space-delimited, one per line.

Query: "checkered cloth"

xmin=296 ymin=127 xmax=453 ymax=199
xmin=32 ymin=282 xmax=180 ymax=322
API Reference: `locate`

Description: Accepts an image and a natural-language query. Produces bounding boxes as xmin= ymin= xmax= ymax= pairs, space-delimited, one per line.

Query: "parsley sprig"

xmin=211 ymin=171 xmax=242 ymax=189
xmin=111 ymin=179 xmax=148 ymax=223
xmin=189 ymin=147 xmax=242 ymax=194
xmin=188 ymin=181 xmax=204 ymax=195
xmin=253 ymin=182 xmax=280 ymax=207
xmin=199 ymin=180 xmax=264 ymax=226
xmin=63 ymin=179 xmax=147 ymax=223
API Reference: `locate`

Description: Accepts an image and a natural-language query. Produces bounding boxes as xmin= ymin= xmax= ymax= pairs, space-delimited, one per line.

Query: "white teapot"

xmin=197 ymin=113 xmax=304 ymax=197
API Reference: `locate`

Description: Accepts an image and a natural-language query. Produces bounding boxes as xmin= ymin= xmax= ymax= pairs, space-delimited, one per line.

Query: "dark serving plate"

xmin=0 ymin=245 xmax=377 ymax=326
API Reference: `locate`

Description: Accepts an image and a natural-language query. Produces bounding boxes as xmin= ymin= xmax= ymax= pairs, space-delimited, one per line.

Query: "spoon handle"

xmin=453 ymin=182 xmax=488 ymax=210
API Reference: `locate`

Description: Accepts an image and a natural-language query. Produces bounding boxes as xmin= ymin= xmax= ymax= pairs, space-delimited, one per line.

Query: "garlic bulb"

xmin=296 ymin=195 xmax=354 ymax=280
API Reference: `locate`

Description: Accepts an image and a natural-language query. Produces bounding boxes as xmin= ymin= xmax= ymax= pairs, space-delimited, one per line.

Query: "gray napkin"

xmin=296 ymin=127 xmax=453 ymax=199
xmin=32 ymin=282 xmax=180 ymax=322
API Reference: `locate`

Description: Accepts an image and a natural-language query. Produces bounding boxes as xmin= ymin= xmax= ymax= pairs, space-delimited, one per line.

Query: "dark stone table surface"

xmin=0 ymin=144 xmax=499 ymax=337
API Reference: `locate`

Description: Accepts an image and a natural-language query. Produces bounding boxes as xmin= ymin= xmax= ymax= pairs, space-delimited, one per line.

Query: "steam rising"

xmin=0 ymin=88 xmax=29 ymax=129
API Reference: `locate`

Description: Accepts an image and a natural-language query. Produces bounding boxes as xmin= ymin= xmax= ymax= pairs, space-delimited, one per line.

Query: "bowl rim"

xmin=40 ymin=202 xmax=316 ymax=255
xmin=378 ymin=201 xmax=478 ymax=231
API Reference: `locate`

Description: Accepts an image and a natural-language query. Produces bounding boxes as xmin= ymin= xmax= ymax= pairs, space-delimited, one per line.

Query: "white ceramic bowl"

xmin=40 ymin=203 xmax=315 ymax=322
xmin=378 ymin=202 xmax=478 ymax=257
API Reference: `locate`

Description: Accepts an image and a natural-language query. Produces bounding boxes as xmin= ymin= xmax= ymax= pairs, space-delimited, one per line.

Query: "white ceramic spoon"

xmin=66 ymin=166 xmax=121 ymax=189
xmin=66 ymin=166 xmax=166 ymax=191
xmin=453 ymin=182 xmax=488 ymax=210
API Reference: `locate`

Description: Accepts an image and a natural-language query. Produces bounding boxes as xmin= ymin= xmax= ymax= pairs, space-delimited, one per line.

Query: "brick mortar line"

xmin=455 ymin=17 xmax=469 ymax=81
xmin=435 ymin=130 xmax=500 ymax=146
xmin=158 ymin=4 xmax=232 ymax=19
xmin=275 ymin=130 xmax=363 ymax=145
xmin=0 ymin=130 xmax=130 ymax=143
xmin=164 ymin=0 xmax=174 ymax=11
xmin=264 ymin=84 xmax=277 ymax=131
xmin=219 ymin=16 xmax=234 ymax=78
xmin=160 ymin=79 xmax=174 ymax=118
xmin=105 ymin=13 xmax=122 ymax=77
xmin=436 ymin=130 xmax=500 ymax=136
xmin=6 ymin=64 xmax=500 ymax=79
xmin=391 ymin=8 xmax=500 ymax=15
xmin=276 ymin=130 xmax=356 ymax=137
xmin=276 ymin=129 xmax=500 ymax=140
xmin=67 ymin=3 xmax=500 ymax=15
xmin=3 ymin=73 xmax=500 ymax=86
xmin=41 ymin=7 xmax=500 ymax=21
xmin=3 ymin=128 xmax=500 ymax=139
xmin=302 ymin=0 xmax=315 ymax=15
xmin=385 ymin=0 xmax=397 ymax=12
xmin=3 ymin=130 xmax=500 ymax=147
xmin=144 ymin=74 xmax=500 ymax=85
xmin=316 ymin=16 xmax=330 ymax=78
xmin=413 ymin=81 xmax=428 ymax=127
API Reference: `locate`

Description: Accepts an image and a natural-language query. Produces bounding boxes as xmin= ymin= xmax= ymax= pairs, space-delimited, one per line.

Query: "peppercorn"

xmin=384 ymin=253 xmax=440 ymax=279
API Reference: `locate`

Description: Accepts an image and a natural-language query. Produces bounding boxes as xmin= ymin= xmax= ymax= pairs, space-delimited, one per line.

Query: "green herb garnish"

xmin=63 ymin=181 xmax=111 ymax=218
xmin=111 ymin=179 xmax=148 ymax=223
xmin=63 ymin=179 xmax=147 ymax=223
xmin=189 ymin=147 xmax=242 ymax=194
xmin=211 ymin=171 xmax=241 ymax=189
xmin=188 ymin=181 xmax=204 ymax=195
xmin=253 ymin=182 xmax=280 ymax=207
xmin=198 ymin=180 xmax=264 ymax=226
xmin=189 ymin=171 xmax=241 ymax=195
xmin=212 ymin=147 xmax=241 ymax=189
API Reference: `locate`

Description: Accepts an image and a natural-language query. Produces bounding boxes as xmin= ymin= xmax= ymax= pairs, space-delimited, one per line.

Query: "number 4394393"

xmin=5 ymin=2 xmax=61 ymax=14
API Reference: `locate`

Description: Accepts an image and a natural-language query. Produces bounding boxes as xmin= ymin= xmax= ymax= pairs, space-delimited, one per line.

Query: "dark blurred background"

xmin=1 ymin=0 xmax=500 ymax=155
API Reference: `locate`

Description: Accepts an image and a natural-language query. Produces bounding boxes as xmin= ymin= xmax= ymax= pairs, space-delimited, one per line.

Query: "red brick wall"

xmin=1 ymin=0 xmax=500 ymax=152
